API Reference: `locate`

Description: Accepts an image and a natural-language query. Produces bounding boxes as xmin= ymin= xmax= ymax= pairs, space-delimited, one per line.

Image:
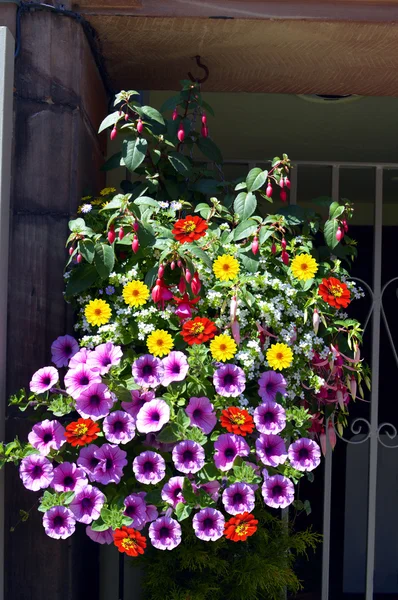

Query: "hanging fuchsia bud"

xmin=271 ymin=243 xmax=277 ymax=254
xmin=133 ymin=221 xmax=139 ymax=232
xmin=328 ymin=420 xmax=337 ymax=450
xmin=201 ymin=114 xmax=207 ymax=125
xmin=285 ymin=177 xmax=291 ymax=189
xmin=336 ymin=389 xmax=345 ymax=410
xmin=152 ymin=279 xmax=163 ymax=304
xmin=201 ymin=125 xmax=208 ymax=138
xmin=320 ymin=428 xmax=327 ymax=456
xmin=107 ymin=226 xmax=116 ymax=244
xmin=342 ymin=219 xmax=349 ymax=233
xmin=266 ymin=183 xmax=273 ymax=198
xmin=350 ymin=376 xmax=357 ymax=400
xmin=177 ymin=260 xmax=183 ymax=268
xmin=110 ymin=127 xmax=117 ymax=141
xmin=191 ymin=272 xmax=201 ymax=295
xmin=313 ymin=308 xmax=320 ymax=335
xmin=68 ymin=246 xmax=74 ymax=256
xmin=170 ymin=261 xmax=176 ymax=271
xmin=251 ymin=236 xmax=259 ymax=255
xmin=179 ymin=276 xmax=186 ymax=294
xmin=172 ymin=107 xmax=178 ymax=121
xmin=118 ymin=227 xmax=125 ymax=240
xmin=231 ymin=319 xmax=241 ymax=346
xmin=185 ymin=269 xmax=192 ymax=284
xmin=177 ymin=124 xmax=185 ymax=142
xmin=281 ymin=250 xmax=289 ymax=265
xmin=158 ymin=264 xmax=165 ymax=279
xmin=281 ymin=237 xmax=287 ymax=250
xmin=76 ymin=253 xmax=83 ymax=263
xmin=354 ymin=344 xmax=360 ymax=362
xmin=137 ymin=118 xmax=144 ymax=134
xmin=280 ymin=190 xmax=287 ymax=202
xmin=336 ymin=227 xmax=344 ymax=242
xmin=132 ymin=235 xmax=139 ymax=253
xmin=124 ymin=112 xmax=129 ymax=122
xmin=230 ymin=295 xmax=237 ymax=322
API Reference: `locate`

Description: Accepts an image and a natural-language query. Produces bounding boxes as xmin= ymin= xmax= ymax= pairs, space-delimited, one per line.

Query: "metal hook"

xmin=188 ymin=55 xmax=209 ymax=84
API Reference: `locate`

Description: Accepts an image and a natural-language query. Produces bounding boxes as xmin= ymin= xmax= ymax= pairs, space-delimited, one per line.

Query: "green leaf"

xmin=196 ymin=137 xmax=223 ymax=164
xmin=140 ymin=105 xmax=165 ymax=125
xmin=122 ymin=137 xmax=148 ymax=172
xmin=233 ymin=219 xmax=258 ymax=241
xmin=68 ymin=218 xmax=93 ymax=236
xmin=98 ymin=111 xmax=120 ymax=133
xmin=246 ymin=168 xmax=268 ymax=192
xmin=134 ymin=196 xmax=160 ymax=209
xmin=100 ymin=152 xmax=123 ymax=172
xmin=233 ymin=192 xmax=247 ymax=217
xmin=259 ymin=227 xmax=273 ymax=245
xmin=242 ymin=192 xmax=257 ymax=220
xmin=239 ymin=252 xmax=260 ymax=274
xmin=99 ymin=195 xmax=125 ymax=212
xmin=90 ymin=518 xmax=111 ymax=532
xmin=185 ymin=243 xmax=212 ymax=268
xmin=94 ymin=243 xmax=115 ymax=279
xmin=324 ymin=218 xmax=340 ymax=249
xmin=200 ymin=99 xmax=215 ymax=117
xmin=277 ymin=205 xmax=306 ymax=225
xmin=176 ymin=408 xmax=190 ymax=429
xmin=65 ymin=264 xmax=98 ymax=296
xmin=175 ymin=502 xmax=192 ymax=522
xmin=234 ymin=182 xmax=246 ymax=191
xmin=329 ymin=201 xmax=345 ymax=220
xmin=160 ymin=94 xmax=181 ymax=113
xmin=168 ymin=152 xmax=192 ymax=176
xmin=78 ymin=239 xmax=95 ymax=264
xmin=156 ymin=423 xmax=181 ymax=443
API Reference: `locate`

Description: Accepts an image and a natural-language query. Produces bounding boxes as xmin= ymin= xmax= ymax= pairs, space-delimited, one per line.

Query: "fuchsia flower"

xmin=51 ymin=462 xmax=87 ymax=492
xmin=103 ymin=410 xmax=135 ymax=444
xmin=19 ymin=455 xmax=53 ymax=491
xmin=133 ymin=451 xmax=166 ymax=485
xmin=172 ymin=440 xmax=205 ymax=474
xmin=192 ymin=508 xmax=225 ymax=541
xmin=92 ymin=444 xmax=127 ymax=484
xmin=132 ymin=354 xmax=164 ymax=388
xmin=149 ymin=516 xmax=182 ymax=550
xmin=253 ymin=401 xmax=286 ymax=435
xmin=75 ymin=383 xmax=114 ymax=421
xmin=256 ymin=434 xmax=287 ymax=468
xmin=136 ymin=399 xmax=170 ymax=434
xmin=222 ymin=482 xmax=255 ymax=515
xmin=69 ymin=485 xmax=105 ymax=524
xmin=288 ymin=438 xmax=321 ymax=472
xmin=28 ymin=419 xmax=66 ymax=455
xmin=213 ymin=433 xmax=250 ymax=471
xmin=87 ymin=342 xmax=123 ymax=375
xmin=185 ymin=397 xmax=217 ymax=434
xmin=51 ymin=335 xmax=79 ymax=368
xmin=29 ymin=366 xmax=58 ymax=394
xmin=161 ymin=351 xmax=189 ymax=387
xmin=86 ymin=525 xmax=114 ymax=544
xmin=262 ymin=474 xmax=294 ymax=509
xmin=122 ymin=389 xmax=155 ymax=420
xmin=43 ymin=506 xmax=75 ymax=539
xmin=161 ymin=476 xmax=185 ymax=508
xmin=64 ymin=364 xmax=101 ymax=399
xmin=258 ymin=370 xmax=287 ymax=402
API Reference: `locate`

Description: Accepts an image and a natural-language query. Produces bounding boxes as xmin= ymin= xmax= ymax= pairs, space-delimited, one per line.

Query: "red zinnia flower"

xmin=181 ymin=317 xmax=217 ymax=345
xmin=64 ymin=418 xmax=100 ymax=447
xmin=172 ymin=215 xmax=208 ymax=244
xmin=224 ymin=512 xmax=258 ymax=542
xmin=220 ymin=407 xmax=255 ymax=436
xmin=114 ymin=526 xmax=147 ymax=557
xmin=318 ymin=277 xmax=351 ymax=309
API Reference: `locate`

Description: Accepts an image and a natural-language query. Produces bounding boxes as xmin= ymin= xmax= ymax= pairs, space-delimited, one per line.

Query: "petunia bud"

xmin=158 ymin=264 xmax=165 ymax=279
xmin=191 ymin=272 xmax=201 ymax=295
xmin=172 ymin=107 xmax=178 ymax=121
xmin=266 ymin=183 xmax=273 ymax=198
xmin=230 ymin=295 xmax=237 ymax=322
xmin=231 ymin=319 xmax=241 ymax=346
xmin=201 ymin=114 xmax=207 ymax=125
xmin=336 ymin=227 xmax=344 ymax=242
xmin=68 ymin=246 xmax=74 ymax=256
xmin=118 ymin=226 xmax=125 ymax=240
xmin=313 ymin=308 xmax=320 ymax=335
xmin=185 ymin=269 xmax=192 ymax=284
xmin=170 ymin=261 xmax=176 ymax=271
xmin=280 ymin=190 xmax=287 ymax=202
xmin=285 ymin=177 xmax=291 ymax=189
xmin=107 ymin=227 xmax=116 ymax=244
xmin=281 ymin=237 xmax=287 ymax=250
xmin=201 ymin=125 xmax=208 ymax=138
xmin=133 ymin=221 xmax=139 ymax=232
xmin=271 ymin=243 xmax=277 ymax=254
xmin=178 ymin=276 xmax=186 ymax=294
xmin=251 ymin=236 xmax=259 ymax=255
xmin=110 ymin=126 xmax=117 ymax=141
xmin=132 ymin=235 xmax=139 ymax=253
xmin=177 ymin=124 xmax=185 ymax=142
xmin=350 ymin=376 xmax=357 ymax=400
xmin=281 ymin=250 xmax=289 ymax=265
xmin=76 ymin=253 xmax=83 ymax=263
xmin=137 ymin=118 xmax=144 ymax=134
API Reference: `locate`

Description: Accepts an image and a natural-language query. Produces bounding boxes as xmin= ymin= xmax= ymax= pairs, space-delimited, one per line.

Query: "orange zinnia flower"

xmin=220 ymin=407 xmax=255 ymax=436
xmin=114 ymin=526 xmax=147 ymax=557
xmin=181 ymin=317 xmax=217 ymax=345
xmin=318 ymin=277 xmax=351 ymax=309
xmin=224 ymin=512 xmax=258 ymax=542
xmin=64 ymin=418 xmax=100 ymax=447
xmin=172 ymin=215 xmax=208 ymax=244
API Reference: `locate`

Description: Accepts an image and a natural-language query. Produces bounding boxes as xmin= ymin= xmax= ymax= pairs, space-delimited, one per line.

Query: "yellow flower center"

xmin=74 ymin=423 xmax=88 ymax=436
xmin=190 ymin=323 xmax=205 ymax=334
xmin=121 ymin=538 xmax=137 ymax=551
xmin=235 ymin=523 xmax=250 ymax=537
xmin=231 ymin=413 xmax=245 ymax=425
xmin=330 ymin=284 xmax=343 ymax=298
xmin=182 ymin=220 xmax=196 ymax=232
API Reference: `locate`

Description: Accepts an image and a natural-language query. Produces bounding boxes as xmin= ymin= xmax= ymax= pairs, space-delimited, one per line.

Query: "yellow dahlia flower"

xmin=147 ymin=329 xmax=174 ymax=357
xmin=213 ymin=254 xmax=240 ymax=281
xmin=85 ymin=299 xmax=112 ymax=327
xmin=291 ymin=254 xmax=318 ymax=281
xmin=210 ymin=334 xmax=237 ymax=362
xmin=123 ymin=280 xmax=149 ymax=307
xmin=266 ymin=343 xmax=293 ymax=370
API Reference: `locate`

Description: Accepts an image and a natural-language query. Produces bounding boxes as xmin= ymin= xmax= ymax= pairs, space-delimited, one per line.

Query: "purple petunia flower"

xmin=69 ymin=347 xmax=91 ymax=369
xmin=132 ymin=354 xmax=164 ymax=388
xmin=19 ymin=455 xmax=54 ymax=491
xmin=29 ymin=366 xmax=59 ymax=394
xmin=87 ymin=342 xmax=123 ymax=375
xmin=262 ymin=474 xmax=295 ymax=509
xmin=28 ymin=419 xmax=66 ymax=456
xmin=122 ymin=390 xmax=155 ymax=420
xmin=43 ymin=506 xmax=76 ymax=539
xmin=123 ymin=493 xmax=148 ymax=529
xmin=192 ymin=508 xmax=225 ymax=542
xmin=133 ymin=451 xmax=166 ymax=485
xmin=213 ymin=433 xmax=250 ymax=472
xmin=51 ymin=461 xmax=88 ymax=493
xmin=185 ymin=397 xmax=217 ymax=434
xmin=149 ymin=516 xmax=182 ymax=551
xmin=136 ymin=399 xmax=170 ymax=434
xmin=256 ymin=434 xmax=287 ymax=468
xmin=77 ymin=444 xmax=101 ymax=481
xmin=213 ymin=364 xmax=246 ymax=397
xmin=222 ymin=482 xmax=255 ymax=515
xmin=103 ymin=410 xmax=135 ymax=444
xmin=137 ymin=492 xmax=158 ymax=527
xmin=161 ymin=476 xmax=186 ymax=508
xmin=86 ymin=525 xmax=114 ymax=544
xmin=64 ymin=364 xmax=102 ymax=399
xmin=161 ymin=351 xmax=189 ymax=387
xmin=51 ymin=335 xmax=79 ymax=368
xmin=288 ymin=438 xmax=321 ymax=472
xmin=254 ymin=401 xmax=286 ymax=435
xmin=75 ymin=383 xmax=114 ymax=421
xmin=200 ymin=480 xmax=221 ymax=502
xmin=172 ymin=440 xmax=205 ymax=474
xmin=258 ymin=371 xmax=287 ymax=403
xmin=69 ymin=485 xmax=105 ymax=524
xmin=92 ymin=443 xmax=127 ymax=485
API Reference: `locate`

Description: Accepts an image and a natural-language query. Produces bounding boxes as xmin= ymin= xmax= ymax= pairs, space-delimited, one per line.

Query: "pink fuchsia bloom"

xmin=132 ymin=354 xmax=164 ymax=388
xmin=51 ymin=335 xmax=79 ymax=368
xmin=185 ymin=396 xmax=217 ymax=434
xmin=69 ymin=347 xmax=91 ymax=369
xmin=29 ymin=366 xmax=59 ymax=394
xmin=136 ymin=399 xmax=170 ymax=434
xmin=213 ymin=364 xmax=246 ymax=398
xmin=92 ymin=443 xmax=127 ymax=485
xmin=262 ymin=474 xmax=295 ymax=509
xmin=77 ymin=444 xmax=100 ymax=481
xmin=214 ymin=433 xmax=250 ymax=472
xmin=222 ymin=482 xmax=255 ymax=515
xmin=122 ymin=390 xmax=155 ymax=420
xmin=149 ymin=516 xmax=182 ymax=551
xmin=19 ymin=454 xmax=53 ymax=491
xmin=172 ymin=440 xmax=205 ymax=474
xmin=200 ymin=480 xmax=221 ymax=502
xmin=288 ymin=437 xmax=321 ymax=472
xmin=192 ymin=508 xmax=225 ymax=542
xmin=152 ymin=279 xmax=173 ymax=310
xmin=87 ymin=342 xmax=123 ymax=375
xmin=86 ymin=525 xmax=114 ymax=544
xmin=64 ymin=364 xmax=101 ymax=399
xmin=256 ymin=434 xmax=287 ymax=468
xmin=123 ymin=493 xmax=148 ymax=529
xmin=51 ymin=462 xmax=87 ymax=493
xmin=258 ymin=370 xmax=287 ymax=403
xmin=133 ymin=451 xmax=166 ymax=485
xmin=75 ymin=383 xmax=114 ymax=421
xmin=161 ymin=476 xmax=185 ymax=508
xmin=253 ymin=401 xmax=286 ymax=435
xmin=43 ymin=506 xmax=76 ymax=539
xmin=103 ymin=411 xmax=135 ymax=444
xmin=69 ymin=484 xmax=105 ymax=524
xmin=162 ymin=351 xmax=189 ymax=387
xmin=28 ymin=419 xmax=66 ymax=455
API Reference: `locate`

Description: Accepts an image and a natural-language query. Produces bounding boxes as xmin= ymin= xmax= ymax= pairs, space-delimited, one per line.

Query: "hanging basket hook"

xmin=188 ymin=55 xmax=209 ymax=84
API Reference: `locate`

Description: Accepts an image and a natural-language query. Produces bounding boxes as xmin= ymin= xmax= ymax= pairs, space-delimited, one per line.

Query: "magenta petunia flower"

xmin=64 ymin=364 xmax=102 ymax=399
xmin=19 ymin=455 xmax=54 ymax=491
xmin=185 ymin=397 xmax=217 ymax=434
xmin=133 ymin=451 xmax=166 ymax=485
xmin=262 ymin=474 xmax=295 ymax=509
xmin=161 ymin=351 xmax=189 ymax=387
xmin=149 ymin=516 xmax=182 ymax=551
xmin=254 ymin=401 xmax=286 ymax=435
xmin=122 ymin=390 xmax=155 ymax=420
xmin=43 ymin=506 xmax=76 ymax=539
xmin=86 ymin=525 xmax=114 ymax=544
xmin=213 ymin=433 xmax=250 ymax=472
xmin=28 ymin=419 xmax=66 ymax=456
xmin=123 ymin=493 xmax=148 ymax=529
xmin=222 ymin=482 xmax=255 ymax=515
xmin=161 ymin=476 xmax=186 ymax=508
xmin=87 ymin=342 xmax=123 ymax=375
xmin=288 ymin=437 xmax=321 ymax=472
xmin=51 ymin=335 xmax=79 ymax=368
xmin=77 ymin=444 xmax=101 ymax=481
xmin=69 ymin=484 xmax=105 ymax=524
xmin=103 ymin=410 xmax=135 ymax=444
xmin=172 ymin=440 xmax=205 ymax=474
xmin=213 ymin=364 xmax=246 ymax=397
xmin=75 ymin=383 xmax=114 ymax=421
xmin=132 ymin=354 xmax=164 ymax=388
xmin=92 ymin=443 xmax=127 ymax=485
xmin=51 ymin=461 xmax=87 ymax=493
xmin=256 ymin=434 xmax=287 ymax=468
xmin=136 ymin=399 xmax=170 ymax=434
xmin=69 ymin=347 xmax=91 ymax=369
xmin=192 ymin=508 xmax=225 ymax=542
xmin=29 ymin=366 xmax=59 ymax=394
xmin=258 ymin=371 xmax=287 ymax=403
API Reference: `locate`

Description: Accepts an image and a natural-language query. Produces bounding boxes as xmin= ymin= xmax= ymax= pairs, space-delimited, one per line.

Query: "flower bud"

xmin=251 ymin=236 xmax=259 ymax=255
xmin=281 ymin=250 xmax=289 ymax=265
xmin=280 ymin=190 xmax=287 ymax=202
xmin=280 ymin=178 xmax=284 ymax=189
xmin=350 ymin=376 xmax=357 ymax=400
xmin=191 ymin=272 xmax=201 ymax=295
xmin=68 ymin=246 xmax=74 ymax=256
xmin=110 ymin=126 xmax=117 ymax=141
xmin=201 ymin=114 xmax=207 ymax=125
xmin=137 ymin=118 xmax=143 ymax=134
xmin=328 ymin=420 xmax=337 ymax=450
xmin=170 ymin=261 xmax=176 ymax=271
xmin=118 ymin=227 xmax=125 ymax=240
xmin=185 ymin=269 xmax=192 ymax=284
xmin=313 ymin=308 xmax=320 ymax=335
xmin=271 ymin=243 xmax=277 ymax=254
xmin=342 ymin=219 xmax=349 ymax=233
xmin=320 ymin=429 xmax=327 ymax=456
xmin=177 ymin=124 xmax=185 ymax=142
xmin=281 ymin=237 xmax=287 ymax=250
xmin=76 ymin=253 xmax=82 ymax=263
xmin=266 ymin=183 xmax=273 ymax=198
xmin=354 ymin=344 xmax=360 ymax=362
xmin=172 ymin=107 xmax=178 ymax=121
xmin=107 ymin=227 xmax=116 ymax=244
xmin=158 ymin=264 xmax=165 ymax=279
xmin=336 ymin=227 xmax=344 ymax=242
xmin=177 ymin=260 xmax=183 ymax=268
xmin=230 ymin=295 xmax=237 ymax=322
xmin=231 ymin=319 xmax=241 ymax=346
xmin=133 ymin=221 xmax=139 ymax=232
xmin=285 ymin=177 xmax=291 ymax=189
xmin=124 ymin=112 xmax=129 ymax=122
xmin=201 ymin=125 xmax=208 ymax=138
xmin=336 ymin=389 xmax=345 ymax=410
xmin=152 ymin=279 xmax=162 ymax=304
xmin=179 ymin=276 xmax=186 ymax=294
xmin=132 ymin=235 xmax=139 ymax=253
